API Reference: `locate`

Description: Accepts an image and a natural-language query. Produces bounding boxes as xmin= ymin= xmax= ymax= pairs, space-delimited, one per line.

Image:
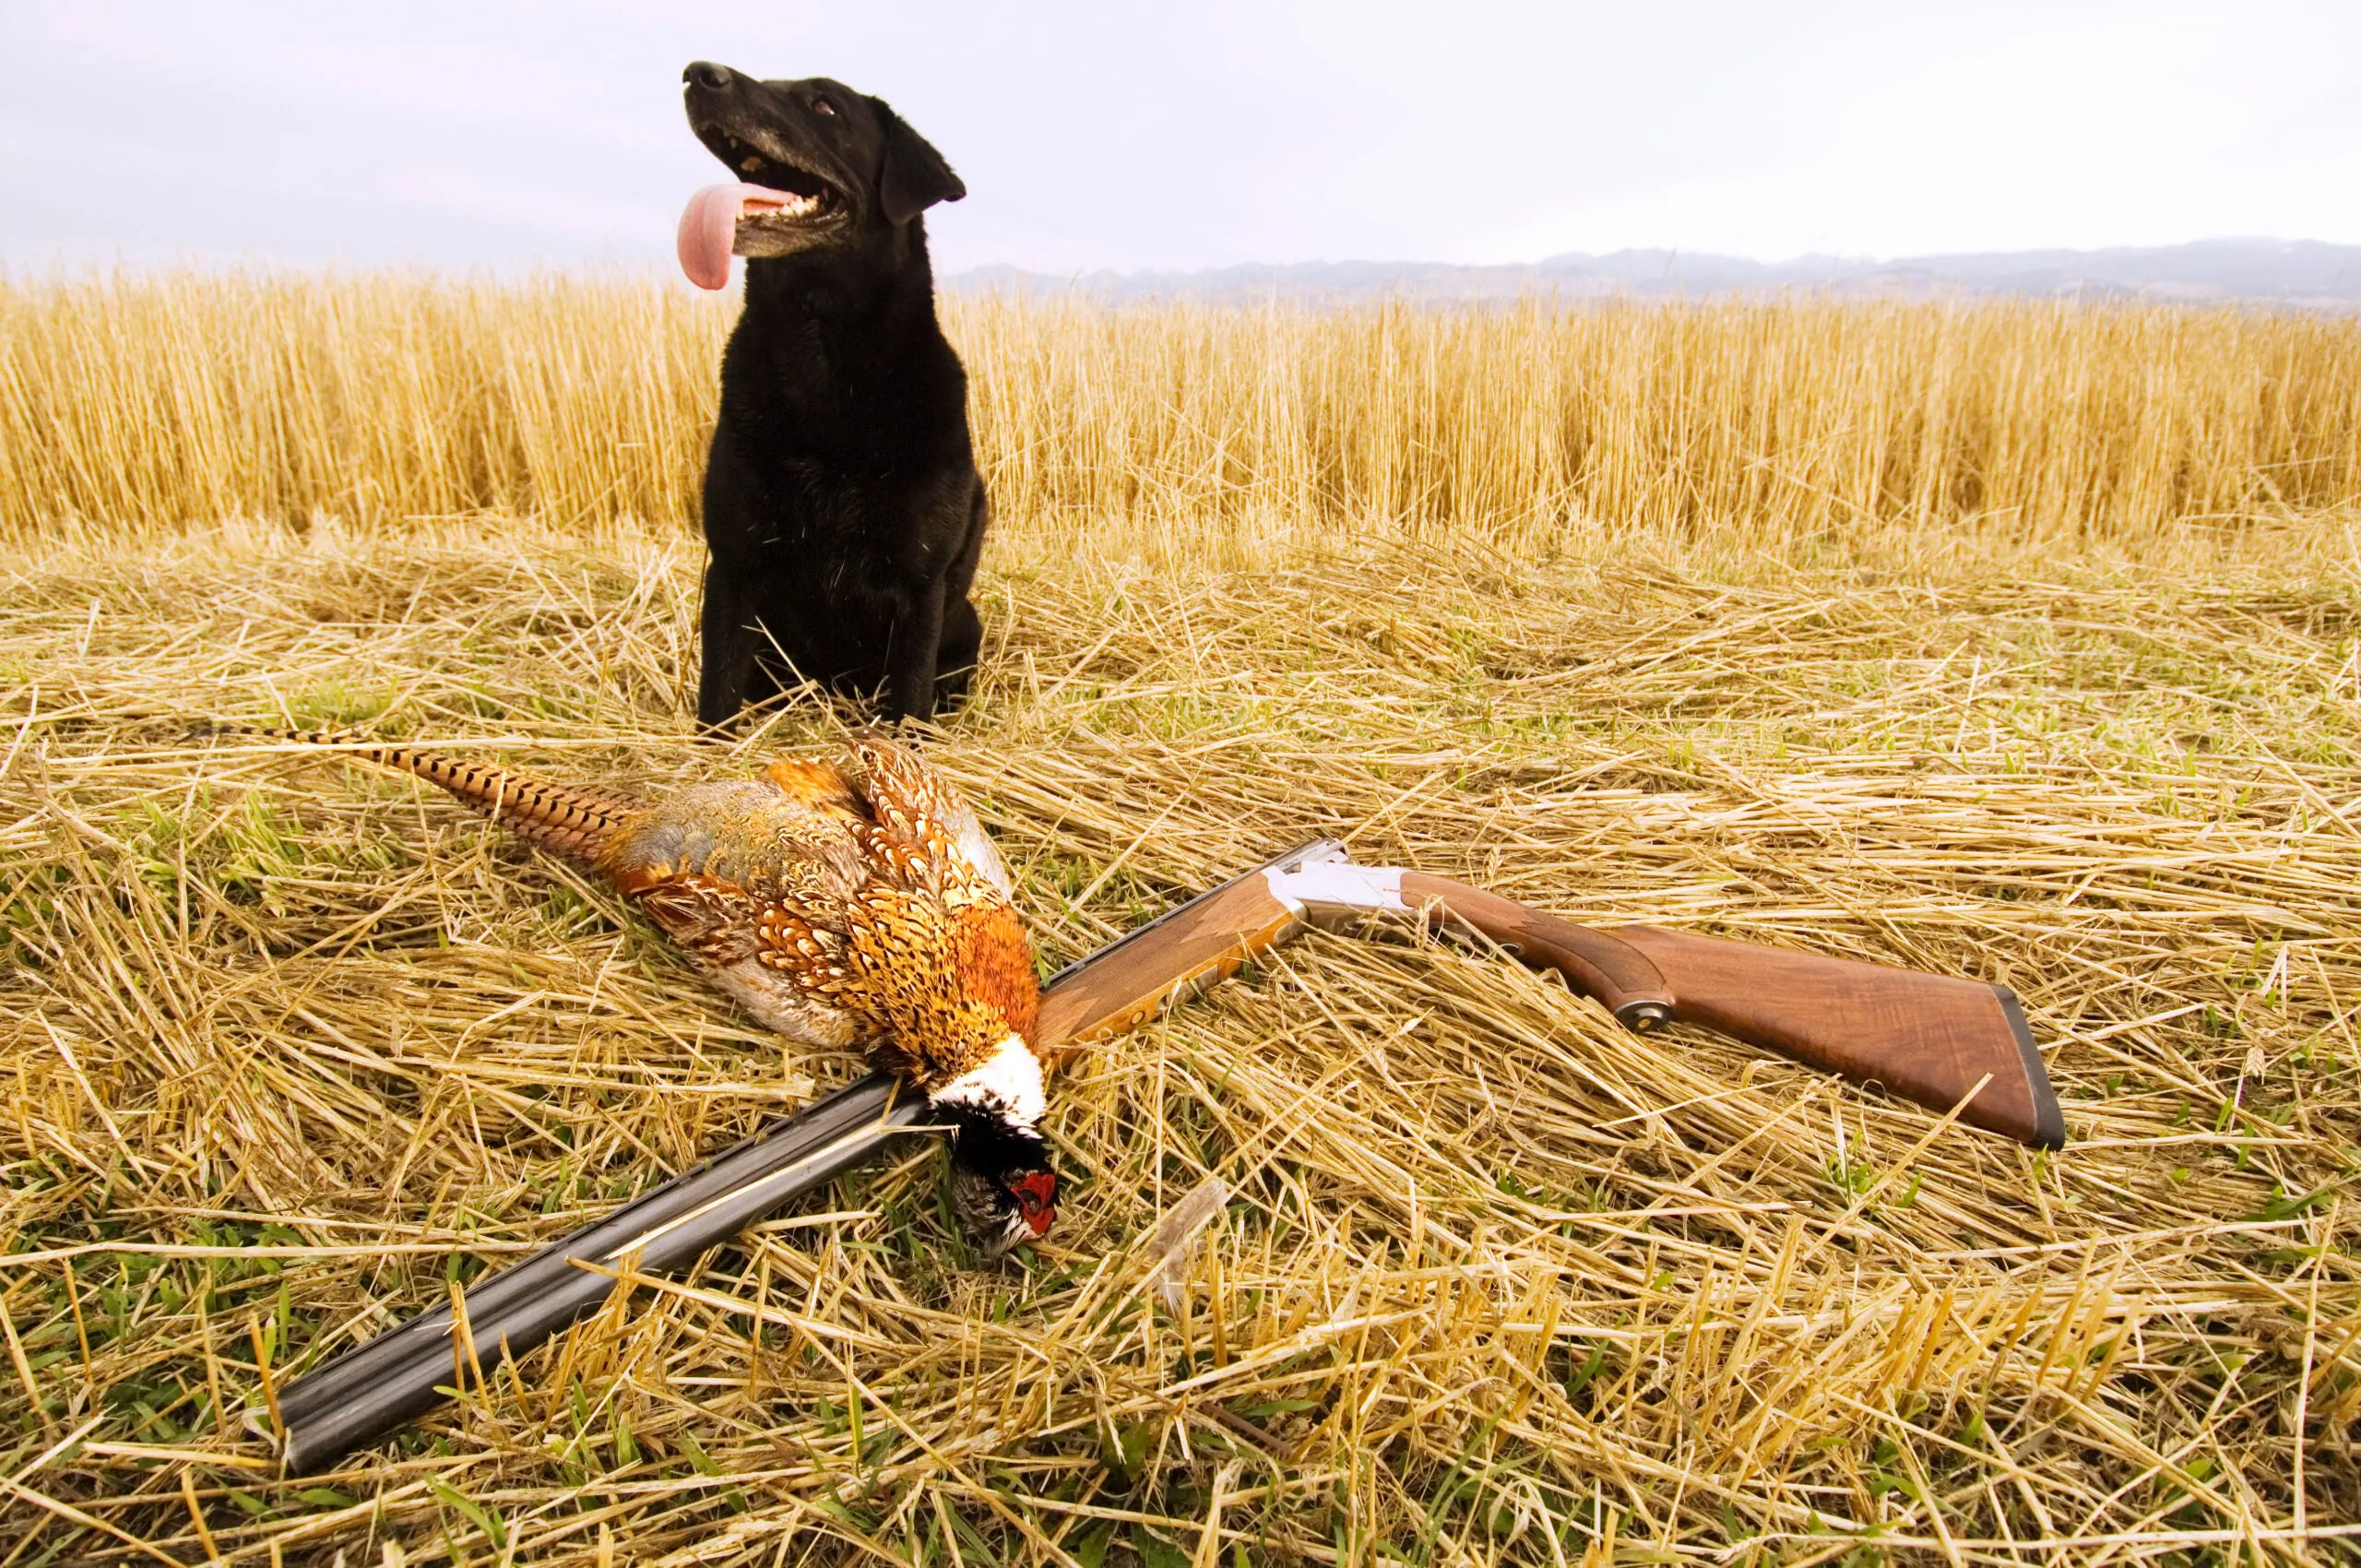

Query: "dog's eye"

xmin=812 ymin=98 xmax=836 ymax=117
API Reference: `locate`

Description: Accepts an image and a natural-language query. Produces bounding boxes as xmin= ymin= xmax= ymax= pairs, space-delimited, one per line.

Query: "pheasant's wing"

xmin=616 ymin=868 xmax=873 ymax=1050
xmin=624 ymin=872 xmax=765 ymax=967
xmin=848 ymin=738 xmax=1016 ymax=903
xmin=599 ymin=781 xmax=866 ymax=906
xmin=597 ymin=778 xmax=875 ymax=1050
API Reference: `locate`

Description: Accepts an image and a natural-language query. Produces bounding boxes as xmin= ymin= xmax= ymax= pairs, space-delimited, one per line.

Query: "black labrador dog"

xmin=680 ymin=62 xmax=987 ymax=726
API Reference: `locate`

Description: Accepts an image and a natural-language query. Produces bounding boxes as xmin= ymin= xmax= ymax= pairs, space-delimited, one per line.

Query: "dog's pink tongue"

xmin=678 ymin=184 xmax=765 ymax=291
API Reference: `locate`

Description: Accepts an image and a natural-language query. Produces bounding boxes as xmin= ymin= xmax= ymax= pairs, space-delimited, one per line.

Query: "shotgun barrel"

xmin=276 ymin=1074 xmax=920 ymax=1472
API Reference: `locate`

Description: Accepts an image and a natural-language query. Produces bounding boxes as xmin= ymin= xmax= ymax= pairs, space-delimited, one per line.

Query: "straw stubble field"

xmin=0 ymin=275 xmax=2357 ymax=1564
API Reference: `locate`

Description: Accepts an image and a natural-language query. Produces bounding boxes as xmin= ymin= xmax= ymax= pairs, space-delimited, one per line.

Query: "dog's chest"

xmin=741 ymin=461 xmax=900 ymax=559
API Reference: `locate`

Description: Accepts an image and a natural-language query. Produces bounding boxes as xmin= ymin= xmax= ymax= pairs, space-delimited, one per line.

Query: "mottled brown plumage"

xmin=592 ymin=739 xmax=1038 ymax=1093
xmin=219 ymin=727 xmax=1058 ymax=1252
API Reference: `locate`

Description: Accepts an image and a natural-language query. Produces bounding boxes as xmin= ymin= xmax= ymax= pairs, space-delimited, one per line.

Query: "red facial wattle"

xmin=1011 ymin=1171 xmax=1057 ymax=1236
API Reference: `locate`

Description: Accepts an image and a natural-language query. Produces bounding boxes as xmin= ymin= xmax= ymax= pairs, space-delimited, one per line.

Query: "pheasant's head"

xmin=932 ymin=1035 xmax=1058 ymax=1257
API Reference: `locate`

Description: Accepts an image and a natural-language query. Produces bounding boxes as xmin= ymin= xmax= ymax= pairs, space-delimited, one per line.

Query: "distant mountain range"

xmin=950 ymin=239 xmax=2361 ymax=308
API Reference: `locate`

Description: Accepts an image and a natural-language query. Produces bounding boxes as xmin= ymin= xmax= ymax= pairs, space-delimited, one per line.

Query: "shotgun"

xmin=273 ymin=838 xmax=2059 ymax=1470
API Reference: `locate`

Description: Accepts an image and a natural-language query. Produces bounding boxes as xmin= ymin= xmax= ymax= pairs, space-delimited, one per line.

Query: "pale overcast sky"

xmin=4 ymin=1 xmax=2358 ymax=276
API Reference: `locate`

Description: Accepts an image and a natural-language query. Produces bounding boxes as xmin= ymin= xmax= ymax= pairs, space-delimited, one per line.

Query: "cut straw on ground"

xmin=0 ymin=279 xmax=2356 ymax=1564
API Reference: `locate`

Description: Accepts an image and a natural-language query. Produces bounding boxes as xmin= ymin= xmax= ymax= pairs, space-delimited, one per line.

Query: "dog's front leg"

xmin=696 ymin=560 xmax=760 ymax=729
xmin=884 ymin=576 xmax=948 ymax=721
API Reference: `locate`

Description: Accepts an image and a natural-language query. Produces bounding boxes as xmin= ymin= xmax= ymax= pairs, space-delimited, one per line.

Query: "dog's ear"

xmin=872 ymin=98 xmax=965 ymax=223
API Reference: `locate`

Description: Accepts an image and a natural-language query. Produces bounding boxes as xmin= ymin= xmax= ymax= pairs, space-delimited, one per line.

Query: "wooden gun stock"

xmin=1395 ymin=873 xmax=2064 ymax=1149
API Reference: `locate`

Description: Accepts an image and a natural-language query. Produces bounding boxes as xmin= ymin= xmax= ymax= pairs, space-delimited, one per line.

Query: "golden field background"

xmin=0 ymin=274 xmax=2356 ymax=1564
xmin=6 ymin=273 xmax=2361 ymax=560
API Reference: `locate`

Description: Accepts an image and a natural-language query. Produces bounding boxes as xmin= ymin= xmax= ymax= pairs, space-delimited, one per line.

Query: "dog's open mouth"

xmin=678 ymin=160 xmax=845 ymax=290
xmin=729 ymin=138 xmax=844 ymax=215
xmin=736 ymin=183 xmax=829 ymax=234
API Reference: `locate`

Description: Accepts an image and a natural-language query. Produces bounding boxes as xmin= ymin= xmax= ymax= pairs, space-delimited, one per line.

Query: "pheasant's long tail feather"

xmin=198 ymin=725 xmax=641 ymax=861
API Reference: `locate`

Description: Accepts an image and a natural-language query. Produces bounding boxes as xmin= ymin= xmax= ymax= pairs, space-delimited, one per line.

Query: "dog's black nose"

xmin=683 ymin=61 xmax=734 ymax=91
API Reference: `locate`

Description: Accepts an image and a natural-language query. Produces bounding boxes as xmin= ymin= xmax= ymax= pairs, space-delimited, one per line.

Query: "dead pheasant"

xmin=213 ymin=729 xmax=1056 ymax=1256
